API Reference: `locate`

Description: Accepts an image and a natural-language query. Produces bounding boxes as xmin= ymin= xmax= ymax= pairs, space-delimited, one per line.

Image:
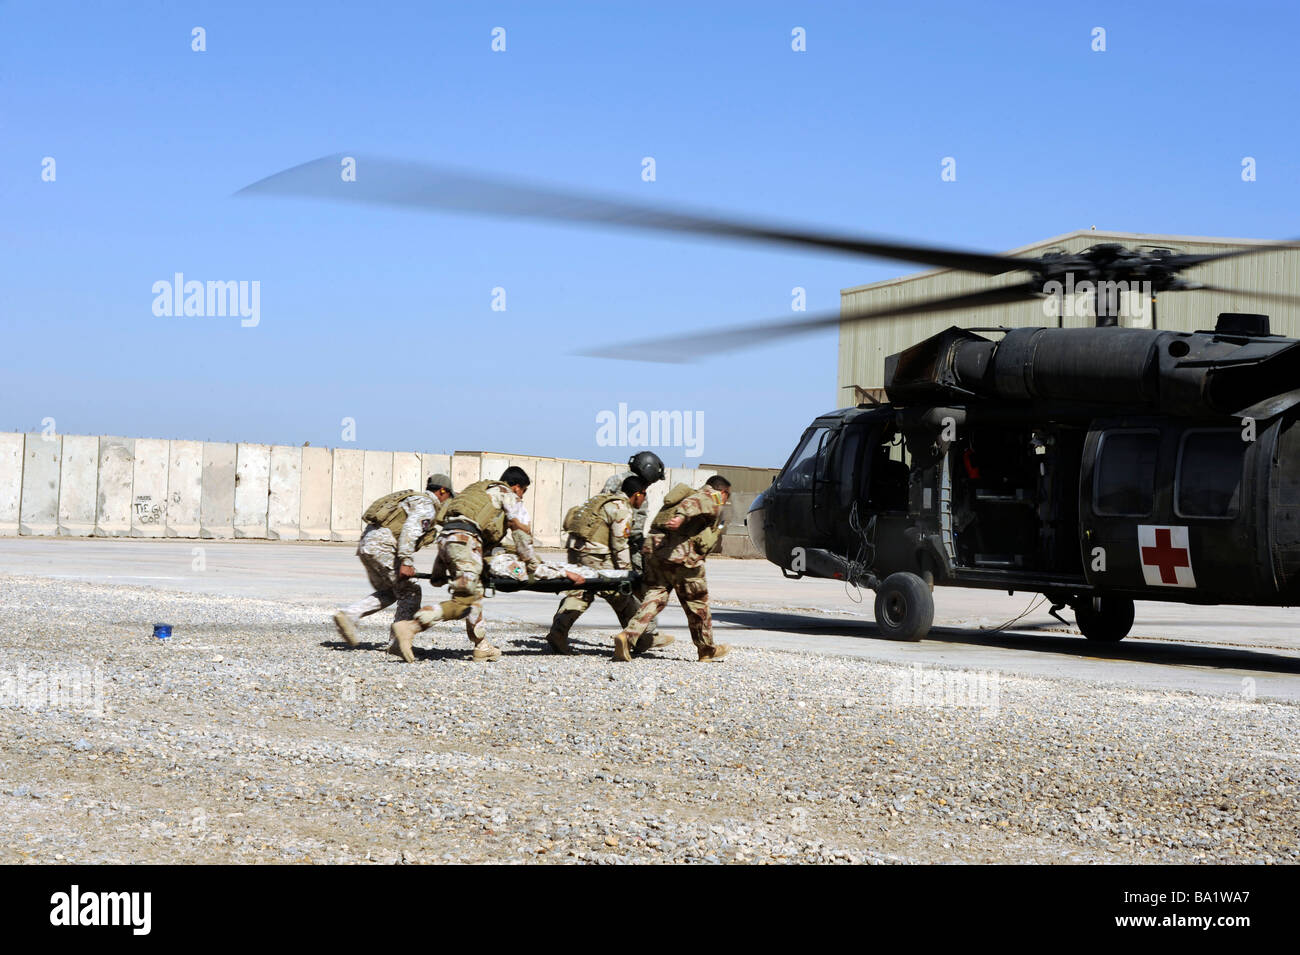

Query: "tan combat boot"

xmin=472 ymin=642 xmax=502 ymax=662
xmin=697 ymin=643 xmax=730 ymax=662
xmin=332 ymin=611 xmax=359 ymax=647
xmin=632 ymin=632 xmax=674 ymax=656
xmin=388 ymin=620 xmax=420 ymax=663
xmin=611 ymin=635 xmax=633 ymax=662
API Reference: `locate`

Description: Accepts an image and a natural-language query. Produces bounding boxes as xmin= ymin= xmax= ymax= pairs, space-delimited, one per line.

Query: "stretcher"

xmin=414 ymin=570 xmax=640 ymax=597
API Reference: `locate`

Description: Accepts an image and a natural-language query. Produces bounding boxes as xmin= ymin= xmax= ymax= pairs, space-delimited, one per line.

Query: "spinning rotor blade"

xmin=237 ymin=154 xmax=1041 ymax=276
xmin=577 ymin=281 xmax=1045 ymax=363
xmin=1182 ymin=283 xmax=1300 ymax=307
xmin=1162 ymin=240 xmax=1300 ymax=270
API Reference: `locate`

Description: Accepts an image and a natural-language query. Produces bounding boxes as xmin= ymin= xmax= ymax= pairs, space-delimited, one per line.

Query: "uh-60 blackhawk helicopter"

xmin=240 ymin=155 xmax=1300 ymax=643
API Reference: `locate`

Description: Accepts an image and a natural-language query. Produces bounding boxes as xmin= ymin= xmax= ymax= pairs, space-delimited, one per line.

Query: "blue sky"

xmin=3 ymin=1 xmax=1298 ymax=467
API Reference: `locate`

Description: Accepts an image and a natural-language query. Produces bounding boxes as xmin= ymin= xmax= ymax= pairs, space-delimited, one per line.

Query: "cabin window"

xmin=778 ymin=426 xmax=831 ymax=491
xmin=1094 ymin=430 xmax=1159 ymax=517
xmin=1176 ymin=430 xmax=1246 ymax=518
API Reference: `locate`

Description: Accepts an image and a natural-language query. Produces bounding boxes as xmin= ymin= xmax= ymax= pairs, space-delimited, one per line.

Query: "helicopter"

xmin=238 ymin=155 xmax=1300 ymax=642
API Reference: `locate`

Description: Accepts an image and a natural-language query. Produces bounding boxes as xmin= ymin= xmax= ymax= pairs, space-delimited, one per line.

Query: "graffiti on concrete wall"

xmin=133 ymin=495 xmax=165 ymax=524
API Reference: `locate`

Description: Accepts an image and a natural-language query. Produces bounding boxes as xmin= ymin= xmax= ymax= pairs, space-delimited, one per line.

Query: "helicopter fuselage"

xmin=748 ymin=320 xmax=1300 ymax=620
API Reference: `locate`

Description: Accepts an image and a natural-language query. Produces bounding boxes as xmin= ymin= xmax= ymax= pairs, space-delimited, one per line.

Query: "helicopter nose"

xmin=746 ymin=490 xmax=767 ymax=554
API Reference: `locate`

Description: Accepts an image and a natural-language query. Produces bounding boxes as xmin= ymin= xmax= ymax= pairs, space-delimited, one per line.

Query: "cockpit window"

xmin=1176 ymin=430 xmax=1245 ymax=518
xmin=1094 ymin=430 xmax=1159 ymax=517
xmin=778 ymin=427 xmax=831 ymax=490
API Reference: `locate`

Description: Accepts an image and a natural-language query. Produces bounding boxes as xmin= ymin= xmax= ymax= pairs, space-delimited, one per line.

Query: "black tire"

xmin=1074 ymin=596 xmax=1135 ymax=642
xmin=874 ymin=572 xmax=935 ymax=642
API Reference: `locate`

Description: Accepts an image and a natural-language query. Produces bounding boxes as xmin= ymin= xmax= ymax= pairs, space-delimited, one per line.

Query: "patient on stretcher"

xmin=487 ymin=548 xmax=634 ymax=584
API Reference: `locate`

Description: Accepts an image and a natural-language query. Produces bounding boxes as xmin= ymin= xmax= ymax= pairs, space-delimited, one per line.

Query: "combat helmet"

xmin=628 ymin=450 xmax=665 ymax=484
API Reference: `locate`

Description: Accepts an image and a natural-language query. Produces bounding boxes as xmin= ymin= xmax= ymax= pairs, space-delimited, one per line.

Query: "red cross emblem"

xmin=1137 ymin=525 xmax=1195 ymax=588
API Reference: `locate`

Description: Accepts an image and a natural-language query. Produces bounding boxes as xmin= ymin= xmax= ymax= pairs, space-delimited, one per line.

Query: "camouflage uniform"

xmin=406 ymin=482 xmax=535 ymax=656
xmin=337 ymin=491 xmax=440 ymax=627
xmin=603 ymin=471 xmax=649 ymax=572
xmin=615 ymin=486 xmax=726 ymax=656
xmin=546 ymin=491 xmax=646 ymax=650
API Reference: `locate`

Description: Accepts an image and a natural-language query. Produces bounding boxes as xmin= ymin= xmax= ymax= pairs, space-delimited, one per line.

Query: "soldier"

xmin=601 ymin=451 xmax=668 ymax=655
xmin=601 ymin=451 xmax=666 ymax=575
xmin=390 ymin=466 xmax=549 ymax=663
xmin=332 ymin=474 xmax=454 ymax=653
xmin=611 ymin=474 xmax=733 ymax=663
xmin=545 ymin=475 xmax=675 ymax=655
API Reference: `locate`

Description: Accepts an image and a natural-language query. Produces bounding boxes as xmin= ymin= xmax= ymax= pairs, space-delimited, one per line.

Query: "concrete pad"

xmin=298 ymin=446 xmax=332 ymax=541
xmin=94 ymin=436 xmax=134 ymax=537
xmin=361 ymin=450 xmax=393 ymax=513
xmin=165 ymin=440 xmax=203 ymax=538
xmin=451 ymin=454 xmax=480 ymax=496
xmin=392 ymin=452 xmax=421 ymax=496
xmin=20 ymin=433 xmax=61 ymax=535
xmin=330 ymin=448 xmax=364 ymax=542
xmin=57 ymin=434 xmax=98 ymax=536
xmin=560 ymin=462 xmax=590 ymax=539
xmin=0 ymin=433 xmax=22 ymax=536
xmin=533 ymin=458 xmax=564 ymax=548
xmin=267 ymin=446 xmax=302 ymax=541
xmin=589 ymin=461 xmax=619 ymax=497
xmin=233 ymin=444 xmax=271 ymax=538
xmin=6 ymin=538 xmax=1300 ymax=705
xmin=130 ymin=438 xmax=170 ymax=537
xmin=420 ymin=453 xmax=451 ymax=491
xmin=200 ymin=442 xmax=237 ymax=539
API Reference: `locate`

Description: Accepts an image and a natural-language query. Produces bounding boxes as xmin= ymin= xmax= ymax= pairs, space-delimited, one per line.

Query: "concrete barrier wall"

xmin=267 ymin=445 xmax=302 ymax=541
xmin=299 ymin=446 xmax=332 ymax=541
xmin=0 ymin=433 xmax=24 ymax=536
xmin=58 ymin=434 xmax=98 ymax=537
xmin=392 ymin=452 xmax=421 ymax=495
xmin=533 ymin=458 xmax=564 ymax=548
xmin=589 ymin=462 xmax=619 ymax=497
xmin=0 ymin=432 xmax=771 ymax=554
xmin=450 ymin=453 xmax=480 ymax=497
xmin=131 ymin=438 xmax=170 ymax=538
xmin=96 ymin=437 xmax=134 ymax=537
xmin=166 ymin=440 xmax=203 ymax=538
xmin=330 ymin=449 xmax=364 ymax=542
xmin=421 ymin=453 xmax=451 ymax=490
xmin=200 ymin=442 xmax=236 ymax=539
xmin=21 ymin=433 xmax=61 ymax=536
xmin=361 ymin=450 xmax=393 ymax=513
xmin=233 ymin=443 xmax=271 ymax=538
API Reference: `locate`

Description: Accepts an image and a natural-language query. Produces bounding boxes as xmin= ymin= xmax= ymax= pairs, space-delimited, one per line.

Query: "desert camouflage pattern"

xmin=603 ymin=470 xmax=651 ymax=574
xmin=425 ymin=530 xmax=489 ymax=642
xmin=602 ymin=471 xmax=649 ymax=538
xmin=547 ymin=548 xmax=649 ymax=646
xmin=394 ymin=491 xmax=441 ymax=565
xmin=567 ymin=492 xmax=634 ymax=567
xmin=487 ymin=485 xmax=539 ymax=570
xmin=616 ymin=558 xmax=712 ymax=649
xmin=339 ymin=524 xmax=423 ymax=626
xmin=645 ymin=487 xmax=725 ymax=570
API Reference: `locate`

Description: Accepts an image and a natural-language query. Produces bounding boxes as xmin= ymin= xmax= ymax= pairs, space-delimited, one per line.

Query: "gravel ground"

xmin=1 ymin=574 xmax=1296 ymax=864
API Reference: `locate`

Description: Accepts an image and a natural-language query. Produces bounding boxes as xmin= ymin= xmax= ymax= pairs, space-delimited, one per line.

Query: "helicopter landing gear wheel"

xmin=1074 ymin=596 xmax=1135 ymax=642
xmin=874 ymin=572 xmax=934 ymax=642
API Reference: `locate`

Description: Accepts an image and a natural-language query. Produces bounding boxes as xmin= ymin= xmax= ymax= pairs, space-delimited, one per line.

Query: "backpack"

xmin=362 ymin=489 xmax=417 ymax=535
